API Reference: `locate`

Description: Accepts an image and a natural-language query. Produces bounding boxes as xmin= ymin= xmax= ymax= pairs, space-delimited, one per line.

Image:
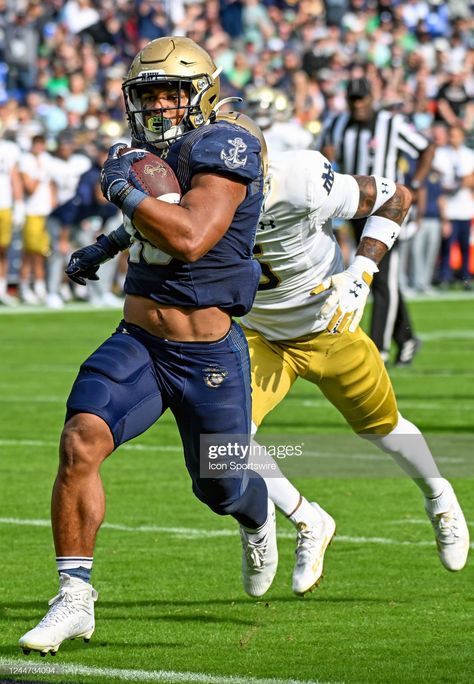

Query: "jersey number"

xmin=253 ymin=243 xmax=280 ymax=291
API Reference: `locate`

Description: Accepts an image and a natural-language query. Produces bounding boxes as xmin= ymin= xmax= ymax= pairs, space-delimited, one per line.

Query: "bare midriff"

xmin=123 ymin=294 xmax=231 ymax=341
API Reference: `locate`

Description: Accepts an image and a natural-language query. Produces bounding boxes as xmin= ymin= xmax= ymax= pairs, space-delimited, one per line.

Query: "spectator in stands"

xmin=435 ymin=126 xmax=474 ymax=290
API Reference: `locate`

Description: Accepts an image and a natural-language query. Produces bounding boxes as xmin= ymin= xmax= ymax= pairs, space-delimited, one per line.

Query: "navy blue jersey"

xmin=124 ymin=121 xmax=263 ymax=316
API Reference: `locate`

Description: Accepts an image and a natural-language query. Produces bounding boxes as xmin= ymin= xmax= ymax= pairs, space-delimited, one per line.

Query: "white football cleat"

xmin=292 ymin=503 xmax=336 ymax=596
xmin=240 ymin=499 xmax=278 ymax=597
xmin=425 ymin=480 xmax=469 ymax=572
xmin=19 ymin=574 xmax=98 ymax=656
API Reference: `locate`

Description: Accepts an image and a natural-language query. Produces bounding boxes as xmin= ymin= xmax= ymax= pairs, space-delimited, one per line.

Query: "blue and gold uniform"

xmin=66 ymin=120 xmax=266 ymax=524
xmin=124 ymin=122 xmax=262 ymax=315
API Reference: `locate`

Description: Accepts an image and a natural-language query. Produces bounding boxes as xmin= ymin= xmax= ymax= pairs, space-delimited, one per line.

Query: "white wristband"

xmin=361 ymin=216 xmax=400 ymax=250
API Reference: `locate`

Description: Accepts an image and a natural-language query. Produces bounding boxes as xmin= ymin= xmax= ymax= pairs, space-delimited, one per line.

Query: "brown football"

xmin=127 ymin=149 xmax=181 ymax=204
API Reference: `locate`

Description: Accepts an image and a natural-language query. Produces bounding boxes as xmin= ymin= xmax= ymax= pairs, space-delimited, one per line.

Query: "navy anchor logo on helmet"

xmin=202 ymin=367 xmax=228 ymax=388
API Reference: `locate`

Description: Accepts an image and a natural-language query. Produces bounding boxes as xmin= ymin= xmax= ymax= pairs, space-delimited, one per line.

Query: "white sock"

xmin=288 ymin=496 xmax=321 ymax=527
xmin=34 ymin=279 xmax=47 ymax=300
xmin=424 ymin=479 xmax=454 ymax=515
xmin=249 ymin=438 xmax=320 ymax=525
xmin=360 ymin=412 xmax=444 ymax=498
xmin=242 ymin=503 xmax=273 ymax=538
xmin=250 ymin=437 xmax=301 ymax=515
xmin=0 ymin=277 xmax=6 ymax=297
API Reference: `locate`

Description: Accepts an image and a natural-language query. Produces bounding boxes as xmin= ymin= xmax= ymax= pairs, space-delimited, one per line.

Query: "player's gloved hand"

xmin=65 ymin=234 xmax=120 ymax=286
xmin=311 ymin=255 xmax=379 ymax=334
xmin=100 ymin=143 xmax=147 ymax=211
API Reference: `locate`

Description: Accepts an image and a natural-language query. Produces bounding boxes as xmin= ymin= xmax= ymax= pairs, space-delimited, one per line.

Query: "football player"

xmin=67 ymin=117 xmax=469 ymax=599
xmin=245 ymin=85 xmax=314 ymax=156
xmin=18 ymin=134 xmax=57 ymax=304
xmin=0 ymin=132 xmax=23 ymax=305
xmin=239 ymin=145 xmax=469 ymax=595
xmin=19 ymin=37 xmax=274 ymax=657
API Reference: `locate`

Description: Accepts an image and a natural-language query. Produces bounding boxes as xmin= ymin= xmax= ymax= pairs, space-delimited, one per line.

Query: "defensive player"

xmin=0 ymin=133 xmax=23 ymax=305
xmin=18 ymin=134 xmax=56 ymax=304
xmin=19 ymin=37 xmax=275 ymax=656
xmin=68 ymin=127 xmax=470 ymax=598
xmin=241 ymin=147 xmax=469 ymax=594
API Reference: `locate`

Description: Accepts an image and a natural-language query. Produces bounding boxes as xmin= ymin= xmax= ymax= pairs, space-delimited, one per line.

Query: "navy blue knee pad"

xmin=66 ymin=331 xmax=164 ymax=446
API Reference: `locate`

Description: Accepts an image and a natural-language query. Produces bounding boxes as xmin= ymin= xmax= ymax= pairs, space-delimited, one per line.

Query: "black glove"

xmin=65 ymin=234 xmax=120 ymax=286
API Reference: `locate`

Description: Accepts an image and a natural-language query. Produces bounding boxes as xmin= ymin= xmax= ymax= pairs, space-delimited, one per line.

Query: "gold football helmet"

xmin=123 ymin=37 xmax=221 ymax=146
xmin=245 ymin=86 xmax=290 ymax=130
xmin=215 ymin=111 xmax=268 ymax=180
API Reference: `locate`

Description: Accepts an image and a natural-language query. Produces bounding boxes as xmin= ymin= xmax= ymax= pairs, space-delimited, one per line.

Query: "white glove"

xmin=311 ymin=255 xmax=378 ymax=334
xmin=12 ymin=201 xmax=25 ymax=229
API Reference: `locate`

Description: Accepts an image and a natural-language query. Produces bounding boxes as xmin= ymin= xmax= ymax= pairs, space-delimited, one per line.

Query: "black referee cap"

xmin=347 ymin=77 xmax=371 ymax=99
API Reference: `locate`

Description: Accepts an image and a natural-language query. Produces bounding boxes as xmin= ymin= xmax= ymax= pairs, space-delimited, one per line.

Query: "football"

xmin=127 ymin=149 xmax=181 ymax=204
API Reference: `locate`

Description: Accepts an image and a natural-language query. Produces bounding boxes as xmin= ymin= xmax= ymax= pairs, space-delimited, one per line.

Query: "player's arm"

xmin=409 ymin=143 xmax=435 ymax=198
xmin=312 ymin=167 xmax=412 ymax=334
xmin=131 ymin=172 xmax=246 ymax=262
xmin=352 ymin=175 xmax=412 ymax=264
xmin=99 ymin=143 xmax=247 ymax=263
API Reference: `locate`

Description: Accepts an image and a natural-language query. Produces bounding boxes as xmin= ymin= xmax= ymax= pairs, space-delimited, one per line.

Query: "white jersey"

xmin=0 ymin=140 xmax=20 ymax=209
xmin=241 ymin=150 xmax=359 ymax=341
xmin=50 ymin=153 xmax=92 ymax=206
xmin=433 ymin=145 xmax=474 ymax=221
xmin=20 ymin=151 xmax=56 ymax=216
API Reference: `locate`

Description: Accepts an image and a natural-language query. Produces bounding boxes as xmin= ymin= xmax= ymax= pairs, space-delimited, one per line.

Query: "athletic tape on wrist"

xmin=111 ymin=182 xmax=147 ymax=219
xmin=370 ymin=175 xmax=396 ymax=213
xmin=361 ymin=216 xmax=400 ymax=250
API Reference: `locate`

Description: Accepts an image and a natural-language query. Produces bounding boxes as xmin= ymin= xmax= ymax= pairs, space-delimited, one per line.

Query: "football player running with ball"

xmin=240 ymin=145 xmax=469 ymax=595
xmin=54 ymin=116 xmax=470 ymax=601
xmin=19 ymin=38 xmax=275 ymax=656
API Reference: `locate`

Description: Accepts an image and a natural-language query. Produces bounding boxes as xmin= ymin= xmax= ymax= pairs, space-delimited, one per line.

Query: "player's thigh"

xmin=66 ymin=329 xmax=165 ymax=448
xmin=0 ymin=208 xmax=12 ymax=248
xmin=307 ymin=327 xmax=398 ymax=434
xmin=242 ymin=325 xmax=298 ymax=428
xmin=23 ymin=216 xmax=49 ymax=255
xmin=171 ymin=323 xmax=256 ymax=505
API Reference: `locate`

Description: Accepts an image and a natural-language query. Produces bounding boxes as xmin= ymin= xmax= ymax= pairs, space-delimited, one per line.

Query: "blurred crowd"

xmin=0 ymin=0 xmax=473 ymax=307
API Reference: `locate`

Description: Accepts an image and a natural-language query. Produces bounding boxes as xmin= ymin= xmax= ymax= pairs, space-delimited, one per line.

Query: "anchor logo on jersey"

xmin=203 ymin=366 xmax=228 ymax=389
xmin=220 ymin=138 xmax=248 ymax=170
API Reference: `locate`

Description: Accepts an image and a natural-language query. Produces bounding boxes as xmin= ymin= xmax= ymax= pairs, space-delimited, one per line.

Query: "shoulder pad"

xmin=187 ymin=122 xmax=262 ymax=183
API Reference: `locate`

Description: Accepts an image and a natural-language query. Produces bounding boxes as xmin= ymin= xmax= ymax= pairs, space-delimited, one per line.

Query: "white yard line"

xmin=1 ymin=516 xmax=472 ymax=548
xmin=0 ymin=658 xmax=337 ymax=684
xmin=0 ymin=438 xmax=181 ymax=452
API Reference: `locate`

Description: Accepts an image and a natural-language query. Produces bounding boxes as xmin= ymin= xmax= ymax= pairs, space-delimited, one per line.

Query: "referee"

xmin=321 ymin=77 xmax=435 ymax=365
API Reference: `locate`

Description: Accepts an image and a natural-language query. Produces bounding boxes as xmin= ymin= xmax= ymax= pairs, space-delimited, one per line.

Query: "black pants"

xmin=351 ymin=219 xmax=414 ymax=353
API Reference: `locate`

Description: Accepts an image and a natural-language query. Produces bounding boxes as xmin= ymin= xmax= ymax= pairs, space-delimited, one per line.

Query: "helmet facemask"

xmin=124 ymin=71 xmax=219 ymax=147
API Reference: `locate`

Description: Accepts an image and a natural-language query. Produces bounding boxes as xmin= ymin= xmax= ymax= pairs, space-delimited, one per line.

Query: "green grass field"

xmin=0 ymin=298 xmax=473 ymax=684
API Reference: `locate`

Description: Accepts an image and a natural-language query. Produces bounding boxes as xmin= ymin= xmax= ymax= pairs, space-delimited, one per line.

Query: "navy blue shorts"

xmin=66 ymin=320 xmax=267 ymax=524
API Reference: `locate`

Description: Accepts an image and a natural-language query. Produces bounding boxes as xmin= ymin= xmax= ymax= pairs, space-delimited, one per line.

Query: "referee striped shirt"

xmin=321 ymin=110 xmax=429 ymax=181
